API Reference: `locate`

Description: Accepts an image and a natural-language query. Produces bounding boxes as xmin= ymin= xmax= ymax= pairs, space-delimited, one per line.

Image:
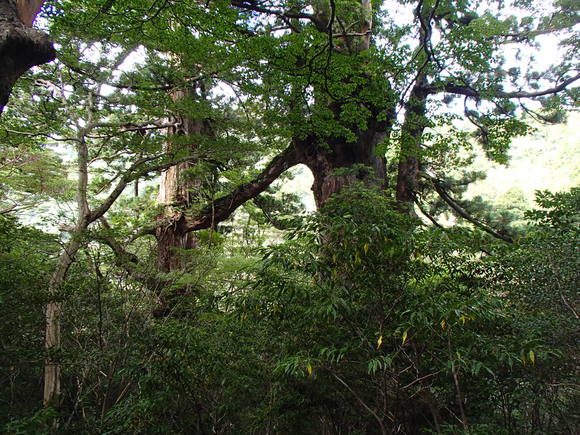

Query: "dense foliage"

xmin=1 ymin=186 xmax=578 ymax=433
xmin=0 ymin=0 xmax=578 ymax=433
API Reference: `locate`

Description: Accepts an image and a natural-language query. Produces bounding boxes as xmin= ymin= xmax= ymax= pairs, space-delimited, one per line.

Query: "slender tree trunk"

xmin=43 ymin=238 xmax=82 ymax=406
xmin=44 ymin=138 xmax=90 ymax=406
xmin=0 ymin=0 xmax=54 ymax=113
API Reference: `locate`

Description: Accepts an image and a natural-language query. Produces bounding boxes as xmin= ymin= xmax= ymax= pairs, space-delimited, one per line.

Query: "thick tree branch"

xmin=97 ymin=218 xmax=166 ymax=293
xmin=414 ymin=198 xmax=443 ymax=228
xmin=230 ymin=0 xmax=315 ymax=22
xmin=97 ymin=218 xmax=139 ymax=266
xmin=179 ymin=144 xmax=299 ymax=233
xmin=0 ymin=204 xmax=17 ymax=215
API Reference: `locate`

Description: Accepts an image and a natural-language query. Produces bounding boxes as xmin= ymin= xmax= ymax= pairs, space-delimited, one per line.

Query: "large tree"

xmin=3 ymin=0 xmax=579 ymax=412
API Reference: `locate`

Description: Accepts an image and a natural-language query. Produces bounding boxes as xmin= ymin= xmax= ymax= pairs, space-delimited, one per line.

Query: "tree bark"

xmin=16 ymin=0 xmax=45 ymax=26
xmin=155 ymin=86 xmax=210 ymax=273
xmin=44 ymin=237 xmax=82 ymax=407
xmin=395 ymin=76 xmax=429 ymax=216
xmin=295 ymin=0 xmax=393 ymax=208
xmin=180 ymin=144 xmax=299 ymax=232
xmin=0 ymin=0 xmax=54 ymax=114
xmin=298 ymin=116 xmax=390 ymax=208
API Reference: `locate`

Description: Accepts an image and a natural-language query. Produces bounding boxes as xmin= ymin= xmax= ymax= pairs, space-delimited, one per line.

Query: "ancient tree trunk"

xmin=155 ymin=221 xmax=198 ymax=273
xmin=155 ymin=87 xmax=210 ymax=273
xmin=300 ymin=116 xmax=389 ymax=208
xmin=0 ymin=0 xmax=54 ymax=113
xmin=395 ymin=78 xmax=429 ymax=216
xmin=16 ymin=0 xmax=45 ymax=26
xmin=298 ymin=0 xmax=393 ymax=208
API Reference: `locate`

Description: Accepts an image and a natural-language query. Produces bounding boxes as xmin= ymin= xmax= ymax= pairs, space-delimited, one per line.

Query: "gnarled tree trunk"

xmin=0 ymin=0 xmax=54 ymax=114
xmin=155 ymin=89 xmax=208 ymax=272
xmin=293 ymin=0 xmax=394 ymax=209
xmin=299 ymin=113 xmax=390 ymax=208
xmin=153 ymin=86 xmax=211 ymax=315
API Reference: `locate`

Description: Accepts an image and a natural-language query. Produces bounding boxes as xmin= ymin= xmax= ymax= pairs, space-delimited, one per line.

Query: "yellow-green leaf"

xmin=402 ymin=330 xmax=408 ymax=345
xmin=440 ymin=319 xmax=446 ymax=329
xmin=377 ymin=335 xmax=383 ymax=349
xmin=529 ymin=350 xmax=535 ymax=365
xmin=306 ymin=364 xmax=313 ymax=376
xmin=364 ymin=243 xmax=369 ymax=254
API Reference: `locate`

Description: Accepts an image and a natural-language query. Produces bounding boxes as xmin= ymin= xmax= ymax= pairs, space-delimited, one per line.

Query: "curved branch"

xmin=97 ymin=218 xmax=139 ymax=266
xmin=428 ymin=176 xmax=513 ymax=243
xmin=0 ymin=204 xmax=18 ymax=215
xmin=499 ymin=74 xmax=580 ymax=98
xmin=230 ymin=0 xmax=315 ymax=22
xmin=89 ymin=153 xmax=202 ymax=223
xmin=96 ymin=218 xmax=165 ymax=293
xmin=331 ymin=373 xmax=387 ymax=434
xmin=179 ymin=144 xmax=299 ymax=233
xmin=429 ymin=74 xmax=580 ymax=100
xmin=414 ymin=198 xmax=443 ymax=228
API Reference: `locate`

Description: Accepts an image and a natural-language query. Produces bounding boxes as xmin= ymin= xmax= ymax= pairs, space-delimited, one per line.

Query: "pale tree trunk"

xmin=40 ymin=87 xmax=197 ymax=403
xmin=43 ymin=239 xmax=82 ymax=406
xmin=0 ymin=0 xmax=54 ymax=113
xmin=44 ymin=137 xmax=91 ymax=406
